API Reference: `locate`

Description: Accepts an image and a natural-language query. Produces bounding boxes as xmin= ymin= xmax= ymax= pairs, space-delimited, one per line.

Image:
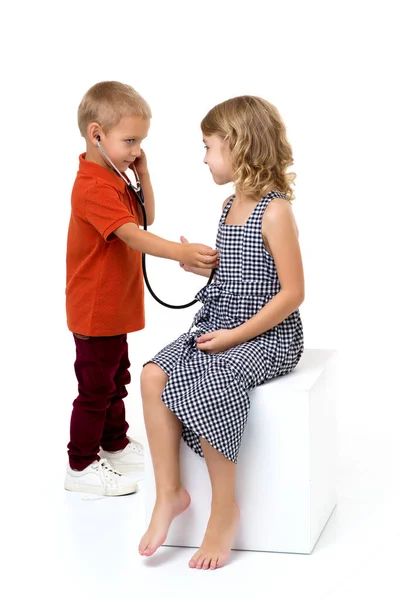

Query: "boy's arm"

xmin=179 ymin=195 xmax=230 ymax=278
xmin=137 ymin=171 xmax=155 ymax=227
xmin=130 ymin=152 xmax=155 ymax=227
xmin=114 ymin=222 xmax=218 ymax=269
xmin=179 ymin=237 xmax=214 ymax=278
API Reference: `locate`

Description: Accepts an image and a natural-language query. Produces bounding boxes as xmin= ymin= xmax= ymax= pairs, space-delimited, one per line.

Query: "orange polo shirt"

xmin=66 ymin=154 xmax=145 ymax=336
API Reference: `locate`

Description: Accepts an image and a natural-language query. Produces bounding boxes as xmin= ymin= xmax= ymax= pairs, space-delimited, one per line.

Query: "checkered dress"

xmin=148 ymin=192 xmax=304 ymax=463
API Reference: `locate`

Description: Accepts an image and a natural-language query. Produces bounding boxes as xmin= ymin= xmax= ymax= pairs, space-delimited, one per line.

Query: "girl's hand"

xmin=196 ymin=329 xmax=237 ymax=353
xmin=130 ymin=150 xmax=148 ymax=178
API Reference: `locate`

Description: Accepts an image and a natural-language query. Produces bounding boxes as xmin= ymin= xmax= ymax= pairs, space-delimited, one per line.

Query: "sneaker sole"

xmin=64 ymin=481 xmax=138 ymax=496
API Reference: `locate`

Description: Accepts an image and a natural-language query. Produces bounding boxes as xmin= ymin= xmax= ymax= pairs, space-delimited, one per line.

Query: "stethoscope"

xmin=97 ymin=138 xmax=214 ymax=309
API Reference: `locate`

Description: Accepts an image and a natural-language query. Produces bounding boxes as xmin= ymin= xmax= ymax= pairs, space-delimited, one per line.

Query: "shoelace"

xmin=93 ymin=458 xmax=122 ymax=491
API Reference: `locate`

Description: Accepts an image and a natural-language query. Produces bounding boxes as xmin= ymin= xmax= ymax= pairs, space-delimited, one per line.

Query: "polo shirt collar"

xmin=78 ymin=153 xmax=127 ymax=193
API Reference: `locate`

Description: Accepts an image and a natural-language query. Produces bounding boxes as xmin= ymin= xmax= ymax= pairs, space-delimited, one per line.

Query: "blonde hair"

xmin=201 ymin=96 xmax=296 ymax=201
xmin=77 ymin=81 xmax=152 ymax=137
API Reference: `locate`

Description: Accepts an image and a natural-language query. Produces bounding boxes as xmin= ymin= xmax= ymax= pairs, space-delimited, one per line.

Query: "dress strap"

xmin=218 ymin=194 xmax=235 ymax=227
xmin=249 ymin=191 xmax=288 ymax=224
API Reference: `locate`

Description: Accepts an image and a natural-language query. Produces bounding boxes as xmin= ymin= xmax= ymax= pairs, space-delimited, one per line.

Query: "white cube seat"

xmin=144 ymin=349 xmax=337 ymax=554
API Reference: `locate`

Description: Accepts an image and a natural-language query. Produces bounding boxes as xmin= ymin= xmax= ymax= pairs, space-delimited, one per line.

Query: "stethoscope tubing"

xmin=97 ymin=142 xmax=214 ymax=309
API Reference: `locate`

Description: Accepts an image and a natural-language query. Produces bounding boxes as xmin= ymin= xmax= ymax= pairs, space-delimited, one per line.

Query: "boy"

xmin=65 ymin=81 xmax=218 ymax=496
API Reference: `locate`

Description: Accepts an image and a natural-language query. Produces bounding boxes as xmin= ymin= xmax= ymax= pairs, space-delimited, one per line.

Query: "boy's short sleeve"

xmin=84 ymin=181 xmax=136 ymax=242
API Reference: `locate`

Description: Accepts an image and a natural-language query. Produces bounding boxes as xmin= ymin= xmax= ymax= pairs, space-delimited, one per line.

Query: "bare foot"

xmin=138 ymin=486 xmax=191 ymax=557
xmin=189 ymin=501 xmax=240 ymax=570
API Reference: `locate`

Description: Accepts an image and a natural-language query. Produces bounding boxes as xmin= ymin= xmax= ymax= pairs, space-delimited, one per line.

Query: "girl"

xmin=139 ymin=96 xmax=305 ymax=569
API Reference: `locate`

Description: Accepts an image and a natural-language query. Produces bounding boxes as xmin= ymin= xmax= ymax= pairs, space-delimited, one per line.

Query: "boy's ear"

xmin=87 ymin=122 xmax=102 ymax=146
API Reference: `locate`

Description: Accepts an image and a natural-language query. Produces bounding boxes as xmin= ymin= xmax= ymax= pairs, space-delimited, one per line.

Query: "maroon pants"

xmin=68 ymin=334 xmax=130 ymax=471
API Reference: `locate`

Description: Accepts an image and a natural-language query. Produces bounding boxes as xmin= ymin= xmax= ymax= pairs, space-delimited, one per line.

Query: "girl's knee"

xmin=141 ymin=362 xmax=168 ymax=393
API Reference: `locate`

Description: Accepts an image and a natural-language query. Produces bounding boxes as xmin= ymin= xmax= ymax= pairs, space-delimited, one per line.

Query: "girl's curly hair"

xmin=201 ymin=96 xmax=296 ymax=201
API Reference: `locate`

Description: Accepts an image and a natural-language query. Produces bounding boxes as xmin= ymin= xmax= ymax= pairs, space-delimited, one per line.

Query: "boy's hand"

xmin=196 ymin=329 xmax=237 ymax=353
xmin=179 ymin=236 xmax=196 ymax=272
xmin=130 ymin=150 xmax=148 ymax=177
xmin=179 ymin=236 xmax=191 ymax=272
xmin=180 ymin=236 xmax=219 ymax=276
xmin=180 ymin=241 xmax=218 ymax=269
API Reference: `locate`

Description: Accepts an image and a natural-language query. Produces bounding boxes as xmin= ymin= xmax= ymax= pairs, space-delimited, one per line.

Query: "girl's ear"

xmin=223 ymin=136 xmax=233 ymax=155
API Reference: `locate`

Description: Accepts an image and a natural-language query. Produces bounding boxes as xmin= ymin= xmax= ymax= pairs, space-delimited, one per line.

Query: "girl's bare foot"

xmin=138 ymin=486 xmax=191 ymax=557
xmin=189 ymin=501 xmax=240 ymax=570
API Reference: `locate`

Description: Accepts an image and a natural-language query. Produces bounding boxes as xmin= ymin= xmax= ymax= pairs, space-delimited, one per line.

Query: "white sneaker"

xmin=99 ymin=436 xmax=144 ymax=473
xmin=65 ymin=458 xmax=138 ymax=496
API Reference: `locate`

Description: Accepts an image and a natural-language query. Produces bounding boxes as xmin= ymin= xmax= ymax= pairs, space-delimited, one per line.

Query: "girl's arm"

xmin=232 ymin=198 xmax=304 ymax=345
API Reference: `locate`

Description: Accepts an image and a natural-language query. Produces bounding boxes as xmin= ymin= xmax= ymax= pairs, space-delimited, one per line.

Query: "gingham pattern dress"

xmin=148 ymin=192 xmax=304 ymax=463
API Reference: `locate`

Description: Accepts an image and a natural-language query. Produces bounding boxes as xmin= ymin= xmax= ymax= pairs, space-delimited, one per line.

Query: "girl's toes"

xmin=210 ymin=557 xmax=218 ymax=570
xmin=138 ymin=541 xmax=147 ymax=555
xmin=202 ymin=557 xmax=212 ymax=570
xmin=195 ymin=555 xmax=205 ymax=569
xmin=189 ymin=551 xmax=201 ymax=569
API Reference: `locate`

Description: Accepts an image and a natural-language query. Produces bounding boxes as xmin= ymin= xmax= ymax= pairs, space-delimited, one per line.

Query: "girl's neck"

xmin=235 ymin=186 xmax=278 ymax=204
xmin=234 ymin=190 xmax=259 ymax=204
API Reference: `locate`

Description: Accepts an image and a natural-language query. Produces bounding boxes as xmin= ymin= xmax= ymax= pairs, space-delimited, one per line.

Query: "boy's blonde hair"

xmin=201 ymin=96 xmax=296 ymax=201
xmin=78 ymin=81 xmax=152 ymax=137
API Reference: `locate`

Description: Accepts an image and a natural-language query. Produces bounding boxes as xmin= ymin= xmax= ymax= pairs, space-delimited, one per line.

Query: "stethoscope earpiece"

xmin=96 ymin=137 xmax=142 ymax=193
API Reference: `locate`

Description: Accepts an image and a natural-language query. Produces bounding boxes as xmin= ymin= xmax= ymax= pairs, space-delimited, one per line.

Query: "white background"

xmin=1 ymin=1 xmax=399 ymax=598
